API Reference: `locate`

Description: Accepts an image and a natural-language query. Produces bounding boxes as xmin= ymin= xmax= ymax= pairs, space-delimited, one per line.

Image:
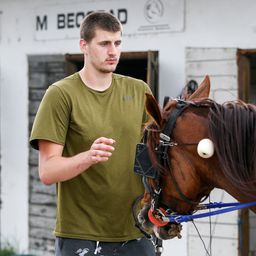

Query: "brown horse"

xmin=137 ymin=76 xmax=256 ymax=240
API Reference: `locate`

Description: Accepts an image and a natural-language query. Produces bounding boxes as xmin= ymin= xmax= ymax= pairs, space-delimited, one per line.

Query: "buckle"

xmin=160 ymin=133 xmax=170 ymax=142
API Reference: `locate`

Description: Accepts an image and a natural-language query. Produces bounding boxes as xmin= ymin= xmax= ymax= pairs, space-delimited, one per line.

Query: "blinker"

xmin=134 ymin=143 xmax=158 ymax=179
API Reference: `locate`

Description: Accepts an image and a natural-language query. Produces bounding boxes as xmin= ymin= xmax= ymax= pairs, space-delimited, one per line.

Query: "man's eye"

xmin=115 ymin=41 xmax=122 ymax=46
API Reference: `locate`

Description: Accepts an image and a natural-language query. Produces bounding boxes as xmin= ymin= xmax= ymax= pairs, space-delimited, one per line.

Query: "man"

xmin=30 ymin=11 xmax=155 ymax=256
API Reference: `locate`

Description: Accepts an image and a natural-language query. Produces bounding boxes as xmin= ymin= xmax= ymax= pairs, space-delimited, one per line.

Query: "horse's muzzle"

xmin=138 ymin=204 xmax=183 ymax=240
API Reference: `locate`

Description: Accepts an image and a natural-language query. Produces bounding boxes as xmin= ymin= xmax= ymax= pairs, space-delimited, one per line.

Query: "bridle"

xmin=138 ymin=100 xmax=208 ymax=217
xmin=134 ymin=99 xmax=211 ymax=232
xmin=133 ymin=99 xmax=202 ymax=255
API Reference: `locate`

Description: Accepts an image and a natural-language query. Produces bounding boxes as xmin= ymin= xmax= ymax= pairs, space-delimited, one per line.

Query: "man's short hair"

xmin=80 ymin=11 xmax=122 ymax=41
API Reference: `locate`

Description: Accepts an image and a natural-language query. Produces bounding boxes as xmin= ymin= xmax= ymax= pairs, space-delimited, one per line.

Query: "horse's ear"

xmin=145 ymin=93 xmax=162 ymax=126
xmin=188 ymin=75 xmax=210 ymax=100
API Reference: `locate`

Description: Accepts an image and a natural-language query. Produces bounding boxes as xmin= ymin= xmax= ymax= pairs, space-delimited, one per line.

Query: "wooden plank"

xmin=29 ymin=237 xmax=55 ymax=256
xmin=30 ymin=180 xmax=55 ymax=195
xmin=29 ymin=216 xmax=55 ymax=229
xmin=213 ymin=89 xmax=238 ymax=102
xmin=186 ymin=48 xmax=237 ymax=61
xmin=30 ymin=227 xmax=54 ymax=240
xmin=29 ymin=100 xmax=41 ymax=115
xmin=186 ymin=59 xmax=237 ymax=77
xmin=30 ymin=204 xmax=56 ymax=218
xmin=29 ymin=73 xmax=48 ymax=89
xmin=187 ymin=75 xmax=237 ymax=90
xmin=30 ymin=193 xmax=56 ymax=205
xmin=30 ymin=166 xmax=40 ymax=180
xmin=29 ymin=89 xmax=46 ymax=101
xmin=29 ymin=148 xmax=38 ymax=166
xmin=209 ymin=76 xmax=237 ymax=91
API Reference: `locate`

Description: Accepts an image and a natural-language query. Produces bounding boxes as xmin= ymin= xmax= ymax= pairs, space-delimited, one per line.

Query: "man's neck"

xmin=79 ymin=67 xmax=113 ymax=92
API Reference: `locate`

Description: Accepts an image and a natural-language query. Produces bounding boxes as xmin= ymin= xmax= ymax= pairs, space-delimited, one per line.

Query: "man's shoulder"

xmin=113 ymin=73 xmax=147 ymax=86
xmin=44 ymin=73 xmax=82 ymax=101
xmin=112 ymin=74 xmax=152 ymax=96
xmin=53 ymin=72 xmax=80 ymax=89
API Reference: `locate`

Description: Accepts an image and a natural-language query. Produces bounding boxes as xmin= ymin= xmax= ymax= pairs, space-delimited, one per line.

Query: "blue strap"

xmin=167 ymin=201 xmax=256 ymax=223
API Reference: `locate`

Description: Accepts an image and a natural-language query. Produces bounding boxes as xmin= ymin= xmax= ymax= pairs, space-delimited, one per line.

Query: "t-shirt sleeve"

xmin=29 ymin=85 xmax=71 ymax=150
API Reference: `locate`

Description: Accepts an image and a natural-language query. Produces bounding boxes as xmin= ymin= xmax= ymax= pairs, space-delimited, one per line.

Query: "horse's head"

xmin=137 ymin=75 xmax=256 ymax=240
xmin=137 ymin=76 xmax=219 ymax=239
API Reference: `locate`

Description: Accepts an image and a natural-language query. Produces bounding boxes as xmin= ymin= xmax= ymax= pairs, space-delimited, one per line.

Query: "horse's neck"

xmin=215 ymin=176 xmax=256 ymax=212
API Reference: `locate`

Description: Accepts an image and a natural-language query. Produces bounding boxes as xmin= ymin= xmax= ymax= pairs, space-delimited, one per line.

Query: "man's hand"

xmin=89 ymin=137 xmax=115 ymax=164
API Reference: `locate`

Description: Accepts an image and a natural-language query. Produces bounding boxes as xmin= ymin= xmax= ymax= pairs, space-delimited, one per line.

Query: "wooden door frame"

xmin=237 ymin=49 xmax=254 ymax=101
xmin=237 ymin=48 xmax=256 ymax=256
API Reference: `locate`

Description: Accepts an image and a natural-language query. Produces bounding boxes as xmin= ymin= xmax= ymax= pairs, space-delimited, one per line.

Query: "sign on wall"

xmin=34 ymin=0 xmax=184 ymax=40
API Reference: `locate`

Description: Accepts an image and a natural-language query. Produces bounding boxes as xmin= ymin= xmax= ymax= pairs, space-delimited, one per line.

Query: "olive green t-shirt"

xmin=30 ymin=72 xmax=151 ymax=241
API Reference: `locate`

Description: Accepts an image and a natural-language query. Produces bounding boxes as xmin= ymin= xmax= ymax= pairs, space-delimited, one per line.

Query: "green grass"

xmin=0 ymin=242 xmax=33 ymax=256
xmin=0 ymin=247 xmax=15 ymax=256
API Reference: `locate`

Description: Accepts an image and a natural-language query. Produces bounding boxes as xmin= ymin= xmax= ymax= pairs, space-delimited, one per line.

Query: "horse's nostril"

xmin=167 ymin=224 xmax=183 ymax=239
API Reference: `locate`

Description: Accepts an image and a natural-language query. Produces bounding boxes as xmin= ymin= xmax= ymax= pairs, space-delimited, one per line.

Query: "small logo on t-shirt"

xmin=123 ymin=95 xmax=133 ymax=101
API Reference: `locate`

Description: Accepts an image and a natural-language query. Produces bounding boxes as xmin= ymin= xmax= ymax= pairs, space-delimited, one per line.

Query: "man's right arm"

xmin=38 ymin=137 xmax=115 ymax=185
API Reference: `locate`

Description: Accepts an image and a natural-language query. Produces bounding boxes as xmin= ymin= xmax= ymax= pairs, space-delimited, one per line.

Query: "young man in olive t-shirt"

xmin=30 ymin=11 xmax=155 ymax=256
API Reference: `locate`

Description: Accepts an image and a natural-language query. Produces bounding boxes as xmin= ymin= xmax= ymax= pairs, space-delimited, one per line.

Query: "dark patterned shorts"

xmin=55 ymin=236 xmax=155 ymax=256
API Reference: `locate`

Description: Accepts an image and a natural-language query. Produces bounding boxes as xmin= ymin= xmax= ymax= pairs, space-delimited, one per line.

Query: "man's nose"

xmin=108 ymin=43 xmax=118 ymax=55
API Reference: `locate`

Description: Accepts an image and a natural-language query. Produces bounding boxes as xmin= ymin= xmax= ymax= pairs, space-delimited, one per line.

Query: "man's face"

xmin=83 ymin=29 xmax=122 ymax=73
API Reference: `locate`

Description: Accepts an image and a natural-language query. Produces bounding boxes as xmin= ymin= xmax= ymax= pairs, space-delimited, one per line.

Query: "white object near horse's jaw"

xmin=197 ymin=138 xmax=214 ymax=158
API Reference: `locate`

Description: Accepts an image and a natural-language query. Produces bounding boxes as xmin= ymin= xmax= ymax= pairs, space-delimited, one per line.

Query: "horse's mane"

xmin=208 ymin=100 xmax=256 ymax=194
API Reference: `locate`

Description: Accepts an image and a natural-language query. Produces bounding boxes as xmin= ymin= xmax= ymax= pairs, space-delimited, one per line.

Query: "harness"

xmin=133 ymin=98 xmax=256 ymax=255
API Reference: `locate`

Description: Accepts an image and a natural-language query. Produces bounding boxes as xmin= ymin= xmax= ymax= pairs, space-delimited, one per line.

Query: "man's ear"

xmin=79 ymin=39 xmax=88 ymax=53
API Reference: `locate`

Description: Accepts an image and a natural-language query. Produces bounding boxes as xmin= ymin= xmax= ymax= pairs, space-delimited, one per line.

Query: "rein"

xmin=158 ymin=201 xmax=256 ymax=224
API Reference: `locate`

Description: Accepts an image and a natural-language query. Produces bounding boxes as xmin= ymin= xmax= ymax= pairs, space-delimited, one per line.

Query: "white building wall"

xmin=0 ymin=0 xmax=256 ymax=254
xmin=185 ymin=47 xmax=239 ymax=256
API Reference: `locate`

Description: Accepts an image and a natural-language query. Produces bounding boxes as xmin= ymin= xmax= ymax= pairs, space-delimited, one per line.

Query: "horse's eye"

xmin=197 ymin=138 xmax=214 ymax=158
